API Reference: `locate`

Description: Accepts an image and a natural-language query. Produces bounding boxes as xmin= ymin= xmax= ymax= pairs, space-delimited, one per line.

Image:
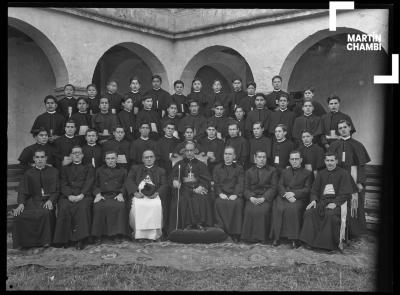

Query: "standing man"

xmin=144 ymin=75 xmax=171 ymax=118
xmin=265 ymin=76 xmax=292 ymax=111
xmin=12 ymin=149 xmax=59 ymax=249
xmin=269 ymin=151 xmax=313 ymax=248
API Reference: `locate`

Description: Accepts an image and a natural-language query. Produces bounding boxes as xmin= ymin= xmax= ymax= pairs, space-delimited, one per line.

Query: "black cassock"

xmin=136 ymin=109 xmax=161 ymax=140
xmin=178 ymin=113 xmax=208 ymax=141
xmin=271 ymin=138 xmax=295 ymax=170
xmin=198 ymin=137 xmax=224 ymax=175
xmin=207 ymin=116 xmax=229 ymax=139
xmin=144 ymin=88 xmax=172 ymax=116
xmin=241 ymin=165 xmax=278 ymax=242
xmin=82 ymin=143 xmax=103 ymax=169
xmin=53 ymin=163 xmax=94 ymax=244
xmin=91 ymin=112 xmax=118 ymax=142
xmin=13 ymin=166 xmax=59 ymax=248
xmin=238 ymin=95 xmax=256 ymax=114
xmin=91 ymin=165 xmax=130 ymax=237
xmin=168 ymin=158 xmax=214 ymax=232
xmin=268 ymin=109 xmax=296 ymax=139
xmin=70 ymin=111 xmax=93 ymax=142
xmin=124 ymin=164 xmax=169 ymax=233
xmin=123 ymin=91 xmax=143 ymax=112
xmin=129 ymin=137 xmax=157 ymax=165
xmin=293 ymin=100 xmax=326 ymax=118
xmin=187 ymin=90 xmax=207 ymax=116
xmin=18 ymin=143 xmax=57 ymax=169
xmin=117 ymin=109 xmax=136 ymax=142
xmin=31 ymin=111 xmax=66 ymax=137
xmin=320 ymin=111 xmax=356 ymax=147
xmin=101 ymin=138 xmax=131 ymax=170
xmin=328 ymin=137 xmax=371 ymax=237
xmin=244 ymin=108 xmax=272 ymax=138
xmin=56 ymin=97 xmax=78 ymax=119
xmin=85 ymin=97 xmax=100 ymax=115
xmin=292 ymin=114 xmax=323 ymax=147
xmin=249 ymin=136 xmax=272 ymax=166
xmin=213 ymin=163 xmax=244 ymax=236
xmin=265 ymin=90 xmax=294 ymax=111
xmin=155 ymin=136 xmax=180 ymax=175
xmin=170 ymin=93 xmax=189 ymax=117
xmin=299 ymin=166 xmax=356 ymax=250
xmin=159 ymin=115 xmax=182 ymax=138
xmin=298 ymin=143 xmax=325 ymax=172
xmin=229 ymin=89 xmax=247 ymax=116
xmin=270 ymin=167 xmax=312 ymax=241
xmin=203 ymin=91 xmax=231 ymax=118
xmin=102 ymin=91 xmax=123 ymax=114
xmin=225 ymin=136 xmax=249 ymax=167
xmin=54 ymin=135 xmax=83 ymax=168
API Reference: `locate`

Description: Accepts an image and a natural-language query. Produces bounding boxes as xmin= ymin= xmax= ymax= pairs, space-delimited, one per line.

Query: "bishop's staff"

xmin=175 ymin=164 xmax=181 ymax=231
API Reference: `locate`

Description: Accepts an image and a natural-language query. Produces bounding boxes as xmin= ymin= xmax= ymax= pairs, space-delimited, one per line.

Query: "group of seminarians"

xmin=13 ymin=74 xmax=371 ymax=252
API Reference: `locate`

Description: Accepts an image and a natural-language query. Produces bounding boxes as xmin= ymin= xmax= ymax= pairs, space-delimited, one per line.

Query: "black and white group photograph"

xmin=7 ymin=3 xmax=397 ymax=291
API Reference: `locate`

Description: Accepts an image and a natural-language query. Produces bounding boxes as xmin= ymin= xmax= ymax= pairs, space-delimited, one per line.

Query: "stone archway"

xmin=280 ymin=27 xmax=388 ymax=165
xmin=92 ymin=42 xmax=169 ymax=95
xmin=180 ymin=45 xmax=254 ymax=94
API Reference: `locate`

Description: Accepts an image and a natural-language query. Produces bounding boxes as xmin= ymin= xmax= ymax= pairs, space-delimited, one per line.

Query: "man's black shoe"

xmin=291 ymin=240 xmax=300 ymax=249
xmin=197 ymin=224 xmax=206 ymax=231
xmin=76 ymin=240 xmax=86 ymax=250
xmin=272 ymin=239 xmax=280 ymax=247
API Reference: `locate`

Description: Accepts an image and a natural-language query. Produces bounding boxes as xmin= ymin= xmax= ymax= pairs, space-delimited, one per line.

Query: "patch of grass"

xmin=6 ymin=262 xmax=376 ymax=291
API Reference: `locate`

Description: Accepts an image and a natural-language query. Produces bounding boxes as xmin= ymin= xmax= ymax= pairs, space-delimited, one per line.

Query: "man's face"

xmin=279 ymin=97 xmax=288 ymax=109
xmin=140 ymin=124 xmax=150 ymax=137
xmin=247 ymin=85 xmax=256 ymax=96
xmin=192 ymin=81 xmax=202 ymax=91
xmin=77 ymin=100 xmax=88 ymax=112
xmin=70 ymin=147 xmax=83 ymax=163
xmin=234 ymin=108 xmax=244 ymax=120
xmin=130 ymin=80 xmax=140 ymax=92
xmin=232 ymin=80 xmax=242 ymax=91
xmin=184 ymin=128 xmax=194 ymax=141
xmin=328 ymin=99 xmax=340 ymax=112
xmin=301 ymin=132 xmax=313 ymax=145
xmin=325 ymin=155 xmax=338 ymax=171
xmin=289 ymin=153 xmax=302 ymax=169
xmin=87 ymin=86 xmax=97 ymax=98
xmin=206 ymin=127 xmax=217 ymax=139
xmin=224 ymin=148 xmax=235 ymax=164
xmin=338 ymin=122 xmax=351 ymax=137
xmin=214 ymin=106 xmax=224 ymax=117
xmin=255 ymin=96 xmax=265 ymax=108
xmin=105 ymin=153 xmax=117 ymax=167
xmin=275 ymin=127 xmax=286 ymax=141
xmin=152 ymin=78 xmax=162 ymax=89
xmin=228 ymin=125 xmax=239 ymax=137
xmin=123 ymin=99 xmax=133 ymax=111
xmin=99 ymin=98 xmax=109 ymax=111
xmin=64 ymin=86 xmax=74 ymax=97
xmin=45 ymin=99 xmax=57 ymax=112
xmin=253 ymin=123 xmax=263 ymax=138
xmin=33 ymin=151 xmax=47 ymax=168
xmin=36 ymin=131 xmax=48 ymax=144
xmin=142 ymin=151 xmax=155 ymax=166
xmin=304 ymin=90 xmax=314 ymax=99
xmin=86 ymin=131 xmax=98 ymax=144
xmin=143 ymin=98 xmax=153 ymax=110
xmin=272 ymin=78 xmax=282 ymax=90
xmin=113 ymin=128 xmax=125 ymax=141
xmin=174 ymin=83 xmax=184 ymax=94
xmin=212 ymin=81 xmax=222 ymax=92
xmin=302 ymin=101 xmax=314 ymax=115
xmin=65 ymin=123 xmax=76 ymax=136
xmin=184 ymin=143 xmax=195 ymax=159
xmin=164 ymin=124 xmax=175 ymax=137
xmin=107 ymin=82 xmax=117 ymax=93
xmin=189 ymin=103 xmax=199 ymax=115
xmin=167 ymin=105 xmax=178 ymax=117
xmin=255 ymin=152 xmax=267 ymax=167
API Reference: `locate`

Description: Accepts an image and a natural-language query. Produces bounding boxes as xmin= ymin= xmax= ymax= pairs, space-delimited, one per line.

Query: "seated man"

xmin=213 ymin=146 xmax=245 ymax=242
xmin=91 ymin=150 xmax=129 ymax=244
xmin=125 ymin=150 xmax=168 ymax=241
xmin=12 ymin=149 xmax=59 ymax=249
xmin=241 ymin=151 xmax=278 ymax=244
xmin=53 ymin=146 xmax=94 ymax=250
xmin=269 ymin=150 xmax=313 ymax=248
xmin=168 ymin=141 xmax=214 ymax=232
xmin=299 ymin=152 xmax=356 ymax=251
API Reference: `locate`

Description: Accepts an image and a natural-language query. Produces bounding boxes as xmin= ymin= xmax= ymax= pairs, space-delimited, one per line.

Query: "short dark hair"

xmin=253 ymin=121 xmax=264 ymax=129
xmin=44 ymin=95 xmax=57 ymax=104
xmin=121 ymin=96 xmax=133 ymax=103
xmin=304 ymin=86 xmax=315 ymax=93
xmin=272 ymin=75 xmax=282 ymax=82
xmin=85 ymin=128 xmax=98 ymax=136
xmin=188 ymin=99 xmax=199 ymax=106
xmin=163 ymin=120 xmax=176 ymax=129
xmin=278 ymin=94 xmax=289 ymax=101
xmin=327 ymin=95 xmax=341 ymax=104
xmin=337 ymin=119 xmax=352 ymax=128
xmin=129 ymin=76 xmax=141 ymax=84
xmin=64 ymin=84 xmax=75 ymax=91
xmin=86 ymin=83 xmax=97 ymax=90
xmin=167 ymin=101 xmax=178 ymax=108
xmin=246 ymin=81 xmax=256 ymax=88
xmin=275 ymin=124 xmax=287 ymax=133
xmin=107 ymin=79 xmax=118 ymax=86
xmin=232 ymin=78 xmax=242 ymax=83
xmin=152 ymin=75 xmax=162 ymax=83
xmin=70 ymin=145 xmax=82 ymax=154
xmin=174 ymin=80 xmax=184 ymax=87
xmin=192 ymin=77 xmax=203 ymax=85
xmin=300 ymin=129 xmax=313 ymax=136
xmin=33 ymin=148 xmax=47 ymax=156
xmin=65 ymin=119 xmax=76 ymax=127
xmin=227 ymin=121 xmax=239 ymax=129
xmin=324 ymin=151 xmax=338 ymax=160
xmin=104 ymin=150 xmax=118 ymax=157
xmin=224 ymin=145 xmax=236 ymax=155
xmin=77 ymin=96 xmax=87 ymax=104
xmin=289 ymin=150 xmax=302 ymax=158
xmin=255 ymin=93 xmax=266 ymax=100
xmin=303 ymin=99 xmax=314 ymax=106
xmin=255 ymin=150 xmax=267 ymax=157
xmin=183 ymin=125 xmax=194 ymax=133
xmin=32 ymin=127 xmax=48 ymax=137
xmin=139 ymin=121 xmax=151 ymax=128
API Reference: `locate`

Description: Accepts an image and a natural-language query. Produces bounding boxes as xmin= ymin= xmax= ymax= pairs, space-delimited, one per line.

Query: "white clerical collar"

xmin=214 ymin=91 xmax=221 ymax=94
xmin=273 ymin=89 xmax=281 ymax=92
xmin=124 ymin=109 xmax=131 ymax=112
xmin=107 ymin=91 xmax=113 ymax=94
xmin=73 ymin=161 xmax=82 ymax=165
xmin=304 ymin=113 xmax=312 ymax=117
xmin=108 ymin=165 xmax=117 ymax=168
xmin=168 ymin=115 xmax=176 ymax=119
xmin=277 ymin=138 xmax=286 ymax=143
xmin=304 ymin=142 xmax=313 ymax=148
xmin=225 ymin=162 xmax=233 ymax=166
xmin=88 ymin=97 xmax=96 ymax=100
xmin=88 ymin=143 xmax=96 ymax=146
xmin=66 ymin=97 xmax=73 ymax=99
xmin=164 ymin=135 xmax=173 ymax=139
xmin=47 ymin=111 xmax=56 ymax=114
xmin=175 ymin=93 xmax=183 ymax=95
xmin=100 ymin=111 xmax=109 ymax=114
xmin=35 ymin=165 xmax=45 ymax=170
xmin=65 ymin=134 xmax=74 ymax=139
xmin=193 ymin=90 xmax=200 ymax=93
xmin=37 ymin=142 xmax=46 ymax=146
xmin=254 ymin=135 xmax=262 ymax=139
xmin=256 ymin=165 xmax=265 ymax=169
xmin=330 ymin=110 xmax=338 ymax=114
xmin=280 ymin=108 xmax=288 ymax=112
xmin=140 ymin=137 xmax=149 ymax=141
xmin=248 ymin=94 xmax=255 ymax=97
xmin=145 ymin=165 xmax=154 ymax=169
xmin=144 ymin=108 xmax=152 ymax=111
xmin=153 ymin=88 xmax=161 ymax=91
xmin=131 ymin=90 xmax=139 ymax=94
xmin=342 ymin=136 xmax=351 ymax=141
xmin=208 ymin=137 xmax=216 ymax=140
xmin=78 ymin=111 xmax=87 ymax=114
xmin=214 ymin=114 xmax=223 ymax=118
xmin=256 ymin=107 xmax=264 ymax=110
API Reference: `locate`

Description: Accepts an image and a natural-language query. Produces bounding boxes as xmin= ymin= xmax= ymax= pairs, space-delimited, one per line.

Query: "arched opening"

xmin=181 ymin=46 xmax=254 ymax=94
xmin=8 ymin=20 xmax=68 ymax=164
xmin=280 ymin=28 xmax=388 ymax=165
xmin=92 ymin=42 xmax=169 ymax=95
